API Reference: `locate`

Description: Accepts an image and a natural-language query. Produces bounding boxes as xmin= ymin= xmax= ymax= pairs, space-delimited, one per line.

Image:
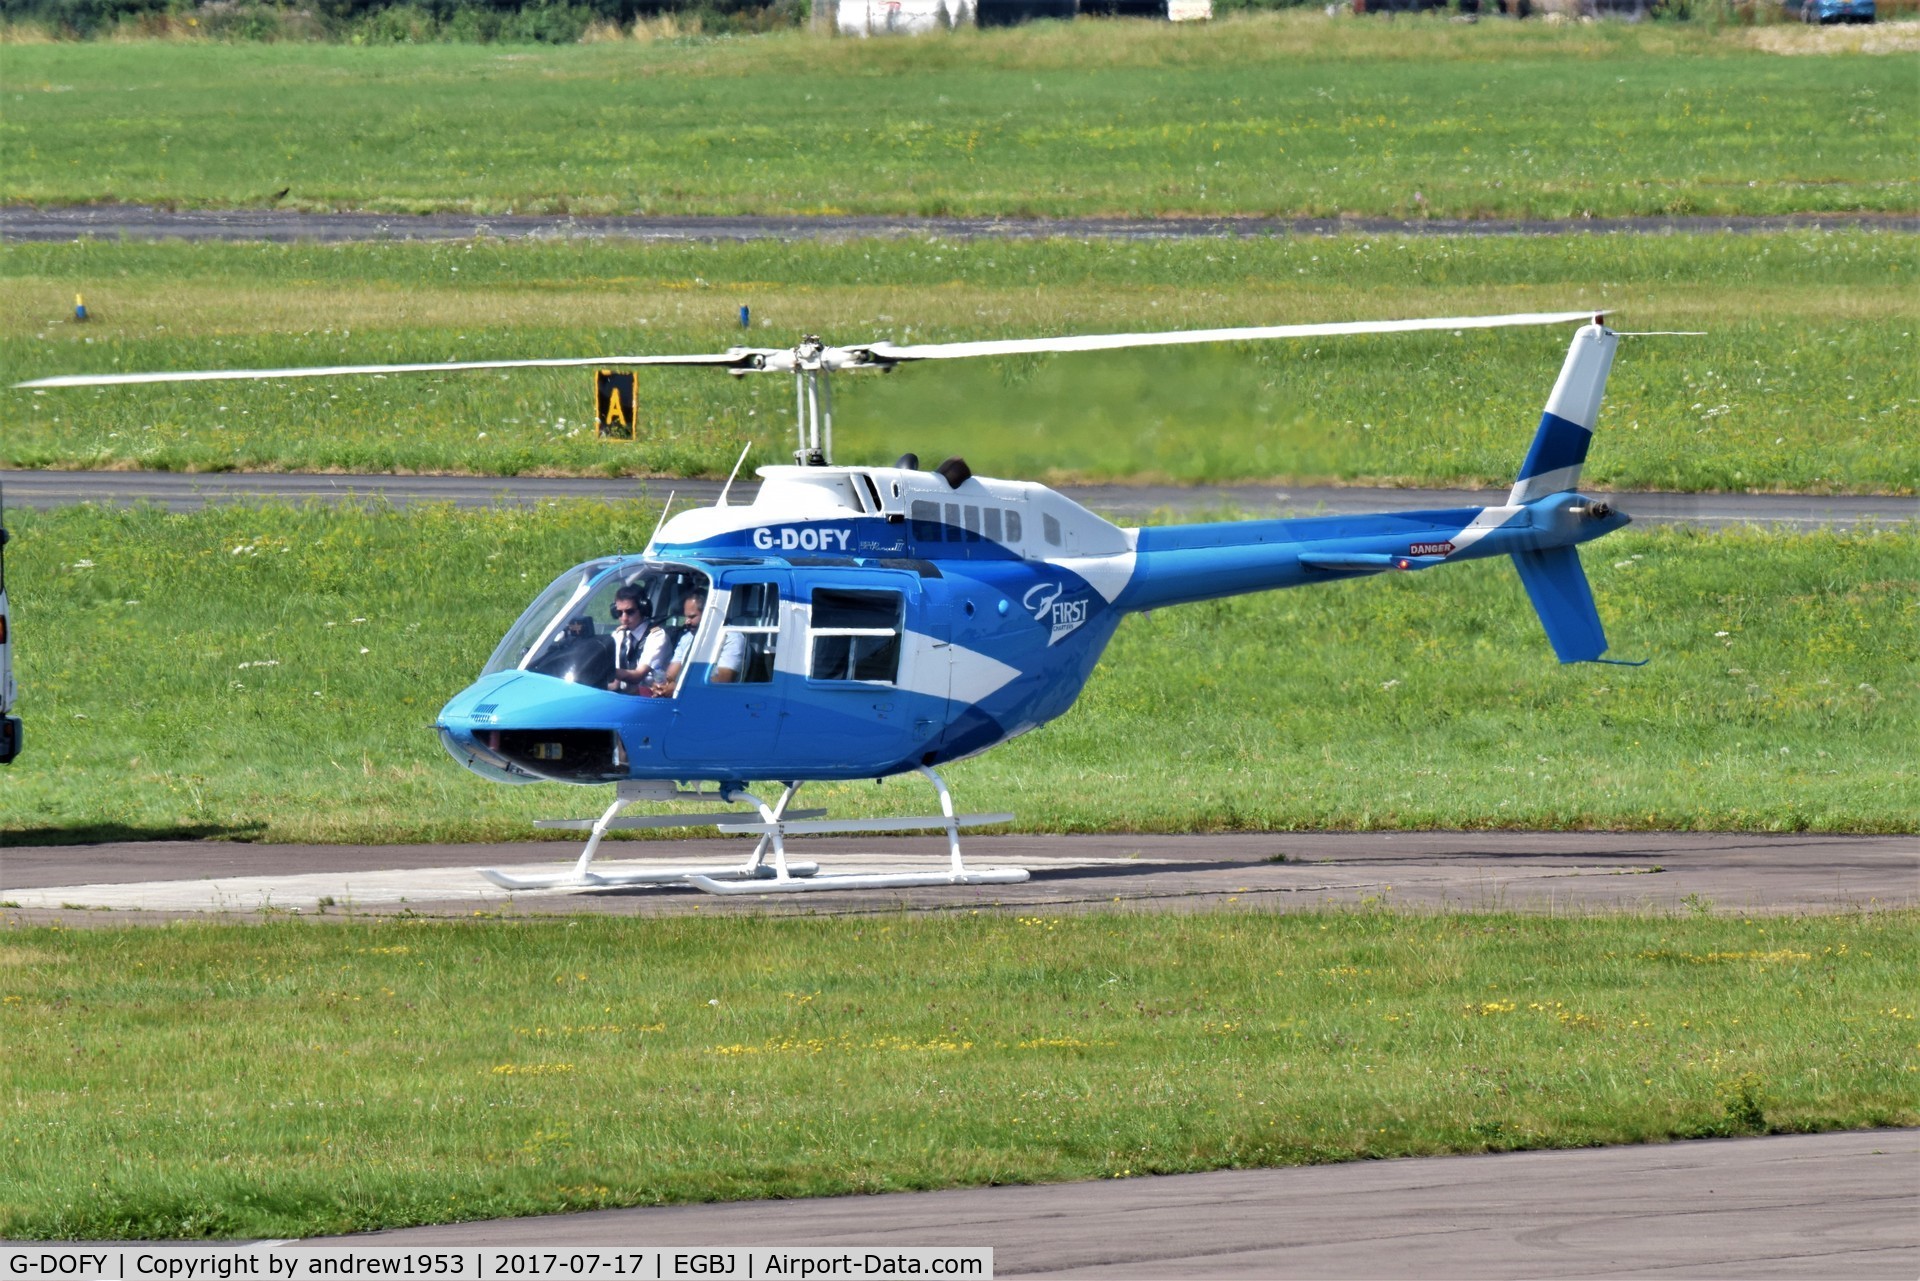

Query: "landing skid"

xmin=478 ymin=861 xmax=821 ymax=892
xmin=478 ymin=782 xmax=820 ymax=891
xmin=478 ymin=767 xmax=1024 ymax=895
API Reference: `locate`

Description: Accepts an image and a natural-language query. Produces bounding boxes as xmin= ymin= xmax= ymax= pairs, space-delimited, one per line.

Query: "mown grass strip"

xmin=1 ymin=503 xmax=1912 ymax=844
xmin=0 ymin=910 xmax=1912 ymax=1239
xmin=5 ymin=232 xmax=1914 ymax=490
xmin=3 ymin=17 xmax=1915 ymax=218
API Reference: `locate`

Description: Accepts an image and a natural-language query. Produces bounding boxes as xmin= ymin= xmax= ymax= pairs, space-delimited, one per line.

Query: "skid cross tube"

xmin=686 ymin=765 xmax=1027 ymax=895
xmin=477 ymin=783 xmax=822 ymax=890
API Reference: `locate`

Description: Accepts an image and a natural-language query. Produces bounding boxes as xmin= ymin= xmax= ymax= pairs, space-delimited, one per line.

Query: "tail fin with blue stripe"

xmin=1510 ymin=322 xmax=1630 ymax=663
xmin=1509 ymin=322 xmax=1617 ymax=506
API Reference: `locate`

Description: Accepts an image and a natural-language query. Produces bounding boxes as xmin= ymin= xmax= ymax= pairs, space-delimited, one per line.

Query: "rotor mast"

xmin=791 ymin=336 xmax=836 ymax=467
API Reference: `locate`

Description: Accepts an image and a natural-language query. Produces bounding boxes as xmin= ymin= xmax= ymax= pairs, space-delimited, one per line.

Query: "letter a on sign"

xmin=596 ymin=370 xmax=637 ymax=439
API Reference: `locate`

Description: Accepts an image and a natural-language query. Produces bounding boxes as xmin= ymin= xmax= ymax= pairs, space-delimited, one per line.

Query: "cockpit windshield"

xmin=482 ymin=557 xmax=713 ymax=688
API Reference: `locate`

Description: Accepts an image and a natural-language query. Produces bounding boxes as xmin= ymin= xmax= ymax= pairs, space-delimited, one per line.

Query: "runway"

xmin=3 ymin=830 xmax=1912 ymax=924
xmin=3 ymin=468 xmax=1912 ymax=529
xmin=317 ymin=1129 xmax=1920 ymax=1278
xmin=6 ymin=205 xmax=1916 ymax=245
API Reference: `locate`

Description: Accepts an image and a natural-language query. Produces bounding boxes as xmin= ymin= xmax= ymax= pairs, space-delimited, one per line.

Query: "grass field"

xmin=6 ymin=232 xmax=1915 ymax=491
xmin=3 ymin=17 xmax=1916 ymax=219
xmin=1 ymin=501 xmax=1912 ymax=845
xmin=1 ymin=909 xmax=1912 ymax=1239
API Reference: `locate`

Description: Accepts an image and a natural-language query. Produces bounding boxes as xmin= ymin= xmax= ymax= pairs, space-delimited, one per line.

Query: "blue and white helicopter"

xmin=21 ymin=309 xmax=1632 ymax=893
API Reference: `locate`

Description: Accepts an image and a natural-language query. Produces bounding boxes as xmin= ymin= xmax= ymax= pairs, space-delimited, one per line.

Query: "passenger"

xmin=606 ymin=585 xmax=668 ymax=694
xmin=654 ymin=591 xmax=745 ymax=691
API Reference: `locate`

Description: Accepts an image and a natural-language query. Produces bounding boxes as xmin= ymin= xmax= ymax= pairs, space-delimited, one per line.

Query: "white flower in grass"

xmin=1381 ymin=679 xmax=1401 ymax=691
xmin=70 ymin=559 xmax=95 ymax=570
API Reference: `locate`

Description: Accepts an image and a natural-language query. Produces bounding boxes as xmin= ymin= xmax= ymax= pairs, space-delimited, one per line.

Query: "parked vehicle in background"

xmin=0 ymin=482 xmax=17 ymax=764
xmin=833 ymin=0 xmax=1208 ymax=31
xmin=1787 ymin=0 xmax=1873 ymax=19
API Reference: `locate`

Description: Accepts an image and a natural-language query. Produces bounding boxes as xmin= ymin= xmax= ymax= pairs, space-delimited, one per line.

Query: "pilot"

xmin=607 ymin=585 xmax=669 ymax=694
xmin=654 ymin=591 xmax=746 ymax=691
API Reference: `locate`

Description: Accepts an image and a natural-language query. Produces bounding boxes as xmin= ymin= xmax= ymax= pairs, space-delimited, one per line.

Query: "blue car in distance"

xmin=1787 ymin=0 xmax=1873 ymax=21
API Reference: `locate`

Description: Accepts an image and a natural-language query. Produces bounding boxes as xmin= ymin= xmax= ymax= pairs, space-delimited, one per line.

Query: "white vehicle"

xmin=0 ymin=481 xmax=16 ymax=764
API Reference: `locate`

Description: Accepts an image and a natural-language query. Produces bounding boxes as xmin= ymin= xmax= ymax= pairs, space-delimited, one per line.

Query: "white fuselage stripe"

xmin=1450 ymin=506 xmax=1523 ymax=554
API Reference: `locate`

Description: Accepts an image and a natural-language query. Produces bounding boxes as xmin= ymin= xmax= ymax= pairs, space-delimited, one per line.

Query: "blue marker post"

xmin=739 ymin=304 xmax=750 ymax=329
xmin=74 ymin=294 xmax=88 ymax=322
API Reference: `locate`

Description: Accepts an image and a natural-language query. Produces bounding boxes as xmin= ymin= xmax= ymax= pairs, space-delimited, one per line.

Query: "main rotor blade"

xmin=14 ymin=310 xmax=1601 ymax=389
xmin=13 ymin=351 xmax=780 ymax=390
xmin=858 ymin=310 xmax=1601 ymax=363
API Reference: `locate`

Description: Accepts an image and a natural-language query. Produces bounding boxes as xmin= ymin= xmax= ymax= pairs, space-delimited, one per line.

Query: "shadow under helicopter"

xmin=0 ymin=821 xmax=268 ymax=848
xmin=566 ymin=857 xmax=1250 ymax=897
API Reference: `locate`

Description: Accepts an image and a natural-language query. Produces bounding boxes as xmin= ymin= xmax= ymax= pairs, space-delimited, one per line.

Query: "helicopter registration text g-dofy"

xmin=19 ymin=310 xmax=1641 ymax=893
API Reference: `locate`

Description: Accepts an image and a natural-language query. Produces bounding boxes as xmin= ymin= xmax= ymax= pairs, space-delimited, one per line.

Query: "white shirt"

xmin=668 ymin=627 xmax=746 ymax=678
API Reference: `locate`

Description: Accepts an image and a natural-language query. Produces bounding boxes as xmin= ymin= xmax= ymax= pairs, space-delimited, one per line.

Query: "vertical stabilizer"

xmin=1512 ymin=545 xmax=1608 ymax=663
xmin=1508 ymin=323 xmax=1617 ymax=505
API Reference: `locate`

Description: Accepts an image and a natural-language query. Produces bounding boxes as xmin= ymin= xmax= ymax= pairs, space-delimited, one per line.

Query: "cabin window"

xmin=501 ymin=559 xmax=711 ymax=689
xmin=808 ymin=588 xmax=902 ymax=684
xmin=1005 ymin=511 xmax=1023 ymax=543
xmin=911 ymin=500 xmax=942 ymax=541
xmin=716 ymin=582 xmax=779 ymax=684
xmin=963 ymin=505 xmax=981 ymax=541
xmin=983 ymin=507 xmax=1003 ymax=542
xmin=944 ymin=503 xmax=963 ymax=538
xmin=1043 ymin=514 xmax=1062 ymax=547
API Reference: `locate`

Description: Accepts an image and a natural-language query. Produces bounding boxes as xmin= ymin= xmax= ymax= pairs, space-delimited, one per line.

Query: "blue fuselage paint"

xmin=434 ymin=488 xmax=1626 ymax=788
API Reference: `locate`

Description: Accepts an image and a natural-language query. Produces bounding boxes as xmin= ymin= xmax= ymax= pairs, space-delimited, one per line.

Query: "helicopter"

xmin=20 ymin=308 xmax=1633 ymax=894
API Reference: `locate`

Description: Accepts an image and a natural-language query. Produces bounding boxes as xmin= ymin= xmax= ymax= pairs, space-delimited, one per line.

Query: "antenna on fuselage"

xmin=644 ymin=490 xmax=677 ymax=552
xmin=717 ymin=442 xmax=753 ymax=507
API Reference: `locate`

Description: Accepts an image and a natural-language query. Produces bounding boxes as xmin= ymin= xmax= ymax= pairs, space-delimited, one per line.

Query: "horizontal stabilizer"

xmin=1512 ymin=546 xmax=1609 ymax=663
xmin=1299 ymin=552 xmax=1445 ymax=574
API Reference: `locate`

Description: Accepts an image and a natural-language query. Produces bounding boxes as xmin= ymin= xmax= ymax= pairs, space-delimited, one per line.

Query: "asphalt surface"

xmin=4 ymin=468 xmax=1912 ymax=528
xmin=318 ymin=1129 xmax=1920 ymax=1279
xmin=7 ymin=206 xmax=1918 ymax=244
xmin=4 ymin=830 xmax=1912 ymax=924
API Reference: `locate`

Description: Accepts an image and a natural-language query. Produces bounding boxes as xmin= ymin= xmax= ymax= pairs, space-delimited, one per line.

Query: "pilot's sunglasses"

xmin=614 ymin=606 xmax=642 ymax=617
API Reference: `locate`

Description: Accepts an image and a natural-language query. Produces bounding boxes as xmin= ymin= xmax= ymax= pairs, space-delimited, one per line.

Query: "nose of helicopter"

xmin=435 ymin=671 xmax=671 ymax=785
xmin=435 ymin=671 xmax=532 ymax=782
